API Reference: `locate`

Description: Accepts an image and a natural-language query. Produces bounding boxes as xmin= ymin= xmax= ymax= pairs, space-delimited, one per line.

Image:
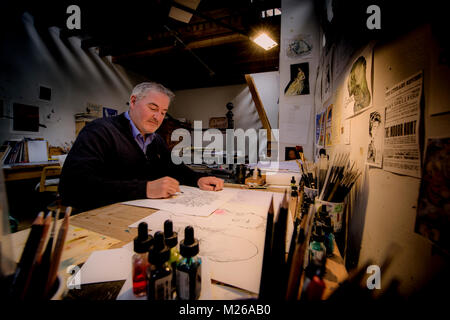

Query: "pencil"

xmin=21 ymin=211 xmax=53 ymax=299
xmin=259 ymin=197 xmax=274 ymax=299
xmin=271 ymin=191 xmax=289 ymax=299
xmin=34 ymin=209 xmax=59 ymax=299
xmin=285 ymin=203 xmax=312 ymax=300
xmin=10 ymin=211 xmax=44 ymax=299
xmin=44 ymin=207 xmax=72 ymax=298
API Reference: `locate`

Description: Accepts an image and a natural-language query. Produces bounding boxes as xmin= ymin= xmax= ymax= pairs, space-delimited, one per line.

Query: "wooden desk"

xmin=9 ymin=187 xmax=348 ymax=300
xmin=3 ymin=161 xmax=60 ymax=182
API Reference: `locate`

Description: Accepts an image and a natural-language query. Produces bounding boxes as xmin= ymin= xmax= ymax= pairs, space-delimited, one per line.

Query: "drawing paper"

xmin=128 ymin=190 xmax=287 ymax=294
xmin=79 ymin=248 xmax=132 ymax=285
xmin=122 ymin=185 xmax=238 ymax=216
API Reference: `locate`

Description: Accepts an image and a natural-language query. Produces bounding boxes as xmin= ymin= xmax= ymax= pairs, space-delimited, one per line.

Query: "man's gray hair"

xmin=130 ymin=82 xmax=175 ymax=105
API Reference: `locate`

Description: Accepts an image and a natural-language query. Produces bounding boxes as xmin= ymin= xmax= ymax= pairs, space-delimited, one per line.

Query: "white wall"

xmin=281 ymin=1 xmax=450 ymax=296
xmin=0 ymin=13 xmax=146 ymax=148
xmin=171 ymin=72 xmax=279 ymax=131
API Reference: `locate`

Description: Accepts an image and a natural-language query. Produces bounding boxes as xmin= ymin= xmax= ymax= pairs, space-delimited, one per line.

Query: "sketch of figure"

xmin=367 ymin=111 xmax=382 ymax=166
xmin=348 ymin=56 xmax=371 ymax=113
xmin=284 ymin=62 xmax=310 ymax=96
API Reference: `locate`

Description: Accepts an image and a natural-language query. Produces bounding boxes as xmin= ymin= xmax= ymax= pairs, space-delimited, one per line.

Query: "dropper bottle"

xmin=132 ymin=222 xmax=153 ymax=297
xmin=147 ymin=231 xmax=172 ymax=300
xmin=164 ymin=219 xmax=181 ymax=295
xmin=176 ymin=226 xmax=202 ymax=300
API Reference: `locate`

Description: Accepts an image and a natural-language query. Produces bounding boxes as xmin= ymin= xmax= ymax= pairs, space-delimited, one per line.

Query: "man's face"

xmin=129 ymin=90 xmax=169 ymax=135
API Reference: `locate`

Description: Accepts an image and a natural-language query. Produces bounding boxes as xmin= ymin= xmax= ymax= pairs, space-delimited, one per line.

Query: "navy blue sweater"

xmin=59 ymin=113 xmax=204 ymax=211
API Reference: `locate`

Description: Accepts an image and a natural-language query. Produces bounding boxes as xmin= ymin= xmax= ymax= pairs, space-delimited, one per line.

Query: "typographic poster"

xmin=383 ymin=71 xmax=423 ymax=178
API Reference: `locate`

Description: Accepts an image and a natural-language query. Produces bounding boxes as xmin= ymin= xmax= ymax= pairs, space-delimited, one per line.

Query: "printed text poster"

xmin=383 ymin=71 xmax=422 ymax=178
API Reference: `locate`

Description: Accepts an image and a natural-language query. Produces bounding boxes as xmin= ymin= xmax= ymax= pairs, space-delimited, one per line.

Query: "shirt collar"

xmin=124 ymin=111 xmax=141 ymax=139
xmin=124 ymin=111 xmax=154 ymax=147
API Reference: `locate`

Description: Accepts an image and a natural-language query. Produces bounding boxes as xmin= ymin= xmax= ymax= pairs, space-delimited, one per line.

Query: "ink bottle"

xmin=164 ymin=219 xmax=181 ymax=295
xmin=309 ymin=227 xmax=326 ymax=267
xmin=147 ymin=231 xmax=172 ymax=300
xmin=176 ymin=226 xmax=202 ymax=300
xmin=304 ymin=266 xmax=326 ymax=301
xmin=132 ymin=222 xmax=153 ymax=297
xmin=323 ymin=216 xmax=335 ymax=257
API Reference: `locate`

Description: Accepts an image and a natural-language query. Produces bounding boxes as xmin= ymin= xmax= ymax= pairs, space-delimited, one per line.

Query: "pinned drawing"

xmin=284 ymin=34 xmax=313 ymax=59
xmin=343 ymin=46 xmax=373 ymax=119
xmin=366 ymin=110 xmax=383 ymax=167
xmin=284 ymin=62 xmax=310 ymax=96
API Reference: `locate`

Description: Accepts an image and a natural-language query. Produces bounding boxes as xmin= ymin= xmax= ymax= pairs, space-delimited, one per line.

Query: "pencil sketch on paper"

xmin=130 ymin=209 xmax=263 ymax=263
xmin=122 ymin=186 xmax=237 ymax=216
xmin=165 ymin=187 xmax=219 ymax=208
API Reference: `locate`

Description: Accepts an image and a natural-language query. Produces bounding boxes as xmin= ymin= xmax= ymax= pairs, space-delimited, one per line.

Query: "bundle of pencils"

xmin=259 ymin=191 xmax=290 ymax=300
xmin=9 ymin=207 xmax=72 ymax=300
xmin=319 ymin=153 xmax=361 ymax=203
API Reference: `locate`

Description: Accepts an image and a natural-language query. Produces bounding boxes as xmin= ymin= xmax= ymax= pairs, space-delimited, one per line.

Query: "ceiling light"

xmin=252 ymin=32 xmax=278 ymax=50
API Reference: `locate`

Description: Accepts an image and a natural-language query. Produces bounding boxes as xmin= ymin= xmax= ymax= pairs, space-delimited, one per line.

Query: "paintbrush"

xmin=44 ymin=207 xmax=72 ymax=299
xmin=259 ymin=197 xmax=274 ymax=299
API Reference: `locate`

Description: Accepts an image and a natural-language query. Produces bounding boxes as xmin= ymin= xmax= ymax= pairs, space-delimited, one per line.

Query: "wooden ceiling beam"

xmin=112 ymin=33 xmax=249 ymax=62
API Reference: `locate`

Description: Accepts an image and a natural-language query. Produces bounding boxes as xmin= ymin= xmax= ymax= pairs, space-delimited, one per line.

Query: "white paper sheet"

xmin=122 ymin=186 xmax=238 ymax=217
xmin=127 ymin=190 xmax=286 ymax=294
xmin=79 ymin=248 xmax=133 ymax=285
xmin=279 ymin=104 xmax=312 ymax=145
xmin=27 ymin=140 xmax=48 ymax=162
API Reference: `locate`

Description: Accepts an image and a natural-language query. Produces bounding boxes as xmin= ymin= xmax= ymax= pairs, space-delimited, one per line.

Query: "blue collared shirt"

xmin=124 ymin=111 xmax=154 ymax=153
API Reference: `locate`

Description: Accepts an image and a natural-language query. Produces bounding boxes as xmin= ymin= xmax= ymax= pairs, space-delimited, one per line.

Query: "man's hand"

xmin=197 ymin=176 xmax=224 ymax=191
xmin=146 ymin=177 xmax=180 ymax=198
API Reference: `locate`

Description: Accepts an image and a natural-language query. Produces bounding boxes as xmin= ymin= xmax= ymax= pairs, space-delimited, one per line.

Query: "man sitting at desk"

xmin=59 ymin=82 xmax=224 ymax=211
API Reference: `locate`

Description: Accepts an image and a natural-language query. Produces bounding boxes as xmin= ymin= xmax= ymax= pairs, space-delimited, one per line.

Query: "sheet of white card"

xmin=127 ymin=189 xmax=290 ymax=294
xmin=79 ymin=248 xmax=133 ymax=285
xmin=122 ymin=185 xmax=238 ymax=216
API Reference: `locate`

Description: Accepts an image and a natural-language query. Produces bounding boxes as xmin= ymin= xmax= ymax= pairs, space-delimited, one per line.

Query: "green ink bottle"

xmin=176 ymin=226 xmax=202 ymax=300
xmin=309 ymin=226 xmax=326 ymax=267
xmin=164 ymin=219 xmax=181 ymax=295
xmin=147 ymin=231 xmax=172 ymax=300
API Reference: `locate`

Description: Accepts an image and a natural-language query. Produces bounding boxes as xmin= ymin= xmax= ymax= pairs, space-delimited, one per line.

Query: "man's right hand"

xmin=146 ymin=177 xmax=180 ymax=198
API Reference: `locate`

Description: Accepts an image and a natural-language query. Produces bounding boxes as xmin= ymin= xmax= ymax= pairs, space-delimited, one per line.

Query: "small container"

xmin=147 ymin=231 xmax=172 ymax=300
xmin=309 ymin=227 xmax=326 ymax=267
xmin=132 ymin=222 xmax=153 ymax=297
xmin=164 ymin=220 xmax=181 ymax=295
xmin=176 ymin=226 xmax=202 ymax=300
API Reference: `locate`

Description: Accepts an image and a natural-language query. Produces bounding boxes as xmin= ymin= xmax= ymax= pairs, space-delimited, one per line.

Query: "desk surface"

xmin=3 ymin=161 xmax=60 ymax=181
xmin=9 ymin=186 xmax=348 ymax=300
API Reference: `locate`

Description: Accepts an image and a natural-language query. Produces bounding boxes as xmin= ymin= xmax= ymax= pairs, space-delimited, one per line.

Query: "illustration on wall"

xmin=366 ymin=110 xmax=383 ymax=168
xmin=284 ymin=34 xmax=313 ymax=59
xmin=415 ymin=137 xmax=450 ymax=252
xmin=325 ymin=104 xmax=333 ymax=146
xmin=284 ymin=62 xmax=310 ymax=96
xmin=321 ymin=50 xmax=333 ymax=103
xmin=343 ymin=46 xmax=373 ymax=119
